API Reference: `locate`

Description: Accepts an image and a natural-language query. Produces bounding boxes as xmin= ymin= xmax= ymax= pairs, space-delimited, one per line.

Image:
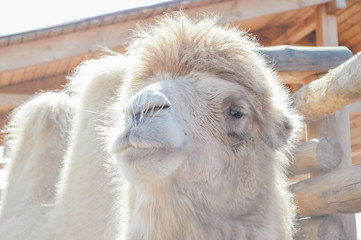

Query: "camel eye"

xmin=229 ymin=108 xmax=244 ymax=119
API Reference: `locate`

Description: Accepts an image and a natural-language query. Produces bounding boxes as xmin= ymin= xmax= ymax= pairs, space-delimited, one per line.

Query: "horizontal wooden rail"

xmin=294 ymin=215 xmax=346 ymax=240
xmin=0 ymin=94 xmax=32 ymax=112
xmin=259 ymin=45 xmax=352 ymax=71
xmin=290 ymin=165 xmax=361 ymax=217
xmin=289 ymin=137 xmax=342 ymax=176
xmin=293 ymin=52 xmax=361 ymax=122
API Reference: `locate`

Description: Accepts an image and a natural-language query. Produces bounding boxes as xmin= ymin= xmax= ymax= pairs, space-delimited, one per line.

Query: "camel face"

xmin=110 ymin=74 xmax=259 ymax=184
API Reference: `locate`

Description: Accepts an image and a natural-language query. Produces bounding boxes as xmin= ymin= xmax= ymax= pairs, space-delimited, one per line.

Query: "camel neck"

xmin=124 ymin=179 xmax=242 ymax=240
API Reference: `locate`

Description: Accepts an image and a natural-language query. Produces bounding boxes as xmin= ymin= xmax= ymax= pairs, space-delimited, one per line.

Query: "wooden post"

xmin=350 ymin=102 xmax=361 ymax=165
xmin=258 ymin=45 xmax=352 ymax=72
xmin=316 ymin=4 xmax=338 ymax=47
xmin=291 ymin=165 xmax=361 ymax=217
xmin=327 ymin=0 xmax=347 ymax=14
xmin=305 ymin=3 xmax=357 ymax=239
xmin=295 ymin=215 xmax=346 ymax=240
xmin=289 ymin=137 xmax=342 ymax=176
xmin=293 ymin=52 xmax=361 ymax=122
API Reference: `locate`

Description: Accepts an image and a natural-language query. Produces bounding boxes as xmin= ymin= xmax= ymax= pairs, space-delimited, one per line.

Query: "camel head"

xmin=108 ymin=13 xmax=300 ymax=197
xmin=105 ymin=13 xmax=301 ymax=239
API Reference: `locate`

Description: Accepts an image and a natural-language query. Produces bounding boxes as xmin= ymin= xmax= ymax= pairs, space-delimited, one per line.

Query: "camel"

xmin=0 ymin=13 xmax=301 ymax=240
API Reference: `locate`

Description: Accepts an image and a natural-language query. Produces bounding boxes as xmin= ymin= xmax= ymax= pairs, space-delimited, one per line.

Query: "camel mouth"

xmin=110 ymin=133 xmax=130 ymax=153
xmin=114 ymin=140 xmax=187 ymax=182
xmin=110 ymin=133 xmax=183 ymax=154
xmin=113 ymin=142 xmax=183 ymax=154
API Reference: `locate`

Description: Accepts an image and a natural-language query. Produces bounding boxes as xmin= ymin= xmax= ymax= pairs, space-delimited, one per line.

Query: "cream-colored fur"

xmin=0 ymin=13 xmax=301 ymax=240
xmin=0 ymin=92 xmax=73 ymax=239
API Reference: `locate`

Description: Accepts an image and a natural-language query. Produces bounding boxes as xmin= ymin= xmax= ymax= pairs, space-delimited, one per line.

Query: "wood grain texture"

xmin=259 ymin=45 xmax=352 ymax=71
xmin=291 ymin=165 xmax=361 ymax=217
xmin=0 ymin=94 xmax=32 ymax=112
xmin=289 ymin=137 xmax=342 ymax=176
xmin=293 ymin=52 xmax=361 ymax=122
xmin=295 ymin=215 xmax=346 ymax=240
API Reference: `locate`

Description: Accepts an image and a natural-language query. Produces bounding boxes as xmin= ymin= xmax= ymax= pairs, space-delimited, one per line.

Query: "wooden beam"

xmin=349 ymin=102 xmax=361 ymax=112
xmin=0 ymin=20 xmax=137 ymax=73
xmin=270 ymin=14 xmax=316 ymax=45
xmin=295 ymin=215 xmax=346 ymax=240
xmin=0 ymin=0 xmax=332 ymax=73
xmin=231 ymin=0 xmax=330 ymax=23
xmin=327 ymin=0 xmax=346 ymax=14
xmin=258 ymin=45 xmax=352 ymax=72
xmin=301 ymin=72 xmax=327 ymax=85
xmin=0 ymin=94 xmax=32 ymax=112
xmin=293 ymin=52 xmax=361 ymax=122
xmin=235 ymin=14 xmax=275 ymax=32
xmin=316 ymin=4 xmax=338 ymax=46
xmin=351 ymin=145 xmax=361 ymax=159
xmin=291 ymin=165 xmax=361 ymax=217
xmin=278 ymin=71 xmax=320 ymax=84
xmin=353 ymin=153 xmax=361 ymax=166
xmin=0 ymin=75 xmax=66 ymax=94
xmin=289 ymin=137 xmax=342 ymax=177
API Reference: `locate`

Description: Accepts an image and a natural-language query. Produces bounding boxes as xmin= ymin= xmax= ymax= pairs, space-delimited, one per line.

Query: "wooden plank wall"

xmin=337 ymin=0 xmax=361 ymax=53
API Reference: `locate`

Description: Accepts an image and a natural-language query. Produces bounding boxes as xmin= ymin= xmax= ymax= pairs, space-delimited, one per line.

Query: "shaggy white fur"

xmin=0 ymin=92 xmax=73 ymax=239
xmin=0 ymin=13 xmax=301 ymax=240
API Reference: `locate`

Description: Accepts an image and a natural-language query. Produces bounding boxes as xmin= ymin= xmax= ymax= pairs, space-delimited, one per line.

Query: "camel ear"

xmin=261 ymin=115 xmax=294 ymax=150
xmin=273 ymin=116 xmax=293 ymax=148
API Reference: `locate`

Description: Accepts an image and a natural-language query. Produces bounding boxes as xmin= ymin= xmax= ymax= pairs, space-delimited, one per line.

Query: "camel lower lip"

xmin=118 ymin=145 xmax=179 ymax=152
xmin=114 ymin=145 xmax=184 ymax=161
xmin=112 ymin=135 xmax=186 ymax=154
xmin=112 ymin=142 xmax=158 ymax=154
xmin=111 ymin=134 xmax=166 ymax=153
xmin=112 ymin=143 xmax=146 ymax=154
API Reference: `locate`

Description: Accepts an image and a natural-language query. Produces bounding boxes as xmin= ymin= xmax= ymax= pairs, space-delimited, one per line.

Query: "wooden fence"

xmin=286 ymin=49 xmax=361 ymax=239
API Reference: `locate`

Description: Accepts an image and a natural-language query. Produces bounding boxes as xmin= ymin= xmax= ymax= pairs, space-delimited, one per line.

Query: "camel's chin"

xmin=115 ymin=146 xmax=186 ymax=183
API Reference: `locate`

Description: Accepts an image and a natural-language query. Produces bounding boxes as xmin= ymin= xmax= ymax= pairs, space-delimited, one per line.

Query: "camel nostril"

xmin=126 ymin=88 xmax=172 ymax=123
xmin=131 ymin=102 xmax=171 ymax=125
xmin=143 ymin=104 xmax=170 ymax=116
